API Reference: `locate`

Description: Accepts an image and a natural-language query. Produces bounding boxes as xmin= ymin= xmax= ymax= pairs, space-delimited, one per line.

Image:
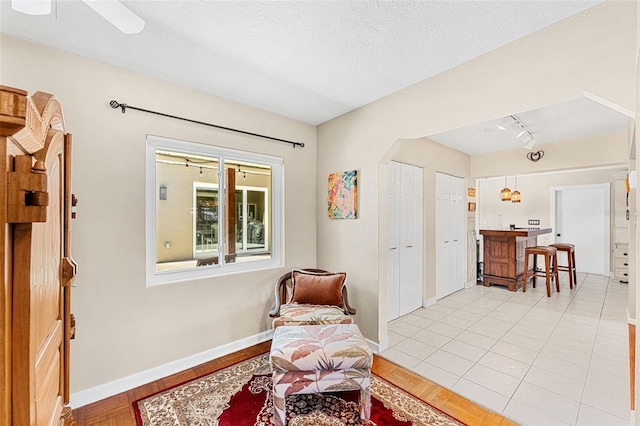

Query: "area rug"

xmin=134 ymin=353 xmax=464 ymax=426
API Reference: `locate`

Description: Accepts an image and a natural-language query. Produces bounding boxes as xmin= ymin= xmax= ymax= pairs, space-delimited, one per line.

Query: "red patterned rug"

xmin=134 ymin=353 xmax=464 ymax=425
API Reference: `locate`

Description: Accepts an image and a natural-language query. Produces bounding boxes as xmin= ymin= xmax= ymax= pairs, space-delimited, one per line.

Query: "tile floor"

xmin=381 ymin=272 xmax=631 ymax=426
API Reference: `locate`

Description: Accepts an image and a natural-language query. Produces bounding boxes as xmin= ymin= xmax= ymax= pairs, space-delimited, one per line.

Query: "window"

xmin=146 ymin=135 xmax=283 ymax=285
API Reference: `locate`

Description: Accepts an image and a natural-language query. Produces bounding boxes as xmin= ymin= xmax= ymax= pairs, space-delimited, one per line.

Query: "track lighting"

xmin=497 ymin=115 xmax=536 ymax=149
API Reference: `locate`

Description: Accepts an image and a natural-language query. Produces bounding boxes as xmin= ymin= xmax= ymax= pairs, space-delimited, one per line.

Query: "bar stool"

xmin=549 ymin=243 xmax=577 ymax=289
xmin=523 ymin=246 xmax=560 ymax=297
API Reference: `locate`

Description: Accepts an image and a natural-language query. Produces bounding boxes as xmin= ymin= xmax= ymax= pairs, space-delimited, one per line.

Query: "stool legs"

xmin=544 ymin=253 xmax=552 ymax=297
xmin=552 ymin=252 xmax=560 ymax=293
xmin=272 ymin=384 xmax=286 ymax=426
xmin=272 ymin=375 xmax=371 ymax=425
xmin=571 ymin=250 xmax=577 ymax=286
xmin=523 ymin=247 xmax=559 ymax=297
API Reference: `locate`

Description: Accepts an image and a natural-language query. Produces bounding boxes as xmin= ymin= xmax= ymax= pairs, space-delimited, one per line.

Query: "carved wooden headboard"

xmin=0 ymin=86 xmax=77 ymax=426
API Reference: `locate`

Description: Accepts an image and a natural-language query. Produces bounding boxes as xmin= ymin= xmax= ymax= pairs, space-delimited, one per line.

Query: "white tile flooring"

xmin=381 ymin=272 xmax=631 ymax=426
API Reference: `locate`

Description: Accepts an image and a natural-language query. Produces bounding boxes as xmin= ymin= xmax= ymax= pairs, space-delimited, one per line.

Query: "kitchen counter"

xmin=479 ymin=228 xmax=552 ymax=291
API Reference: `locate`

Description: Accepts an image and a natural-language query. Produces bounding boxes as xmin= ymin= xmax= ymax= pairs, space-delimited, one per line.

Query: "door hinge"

xmin=8 ymin=155 xmax=48 ymax=223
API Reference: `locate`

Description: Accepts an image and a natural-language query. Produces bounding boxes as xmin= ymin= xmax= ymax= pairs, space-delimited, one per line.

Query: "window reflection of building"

xmin=195 ymin=189 xmax=218 ymax=253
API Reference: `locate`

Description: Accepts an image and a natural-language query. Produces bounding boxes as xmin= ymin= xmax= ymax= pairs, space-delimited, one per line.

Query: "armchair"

xmin=269 ymin=269 xmax=356 ymax=328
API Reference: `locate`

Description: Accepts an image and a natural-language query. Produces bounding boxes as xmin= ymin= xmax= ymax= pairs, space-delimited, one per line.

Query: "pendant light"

xmin=511 ymin=175 xmax=521 ymax=203
xmin=500 ymin=176 xmax=511 ymax=201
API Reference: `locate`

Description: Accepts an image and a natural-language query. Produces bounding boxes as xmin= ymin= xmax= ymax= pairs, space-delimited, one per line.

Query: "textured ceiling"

xmin=1 ymin=0 xmax=605 ymax=127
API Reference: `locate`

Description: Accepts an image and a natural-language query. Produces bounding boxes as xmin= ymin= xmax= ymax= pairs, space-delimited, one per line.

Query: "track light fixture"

xmin=497 ymin=115 xmax=536 ymax=150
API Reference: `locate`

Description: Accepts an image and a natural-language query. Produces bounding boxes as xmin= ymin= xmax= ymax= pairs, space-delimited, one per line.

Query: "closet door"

xmin=387 ymin=161 xmax=401 ymax=321
xmin=436 ymin=173 xmax=465 ymax=299
xmin=408 ymin=165 xmax=423 ymax=312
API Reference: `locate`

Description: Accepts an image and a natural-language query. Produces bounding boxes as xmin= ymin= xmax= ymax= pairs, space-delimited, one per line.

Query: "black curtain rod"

xmin=109 ymin=100 xmax=305 ymax=148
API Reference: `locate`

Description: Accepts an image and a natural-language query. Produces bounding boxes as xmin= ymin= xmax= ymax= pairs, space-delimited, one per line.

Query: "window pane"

xmin=195 ymin=188 xmax=218 ymax=253
xmin=155 ymin=150 xmax=220 ymax=272
xmin=226 ymin=161 xmax=272 ymax=263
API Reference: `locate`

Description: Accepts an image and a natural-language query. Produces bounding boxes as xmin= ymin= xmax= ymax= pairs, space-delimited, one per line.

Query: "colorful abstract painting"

xmin=328 ymin=170 xmax=358 ymax=219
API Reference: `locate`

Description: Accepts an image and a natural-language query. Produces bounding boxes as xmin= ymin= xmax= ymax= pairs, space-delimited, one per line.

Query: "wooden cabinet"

xmin=0 ymin=86 xmax=77 ymax=425
xmin=479 ymin=228 xmax=552 ymax=291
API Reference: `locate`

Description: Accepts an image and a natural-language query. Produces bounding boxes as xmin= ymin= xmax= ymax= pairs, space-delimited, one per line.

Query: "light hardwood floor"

xmin=72 ymin=340 xmax=516 ymax=425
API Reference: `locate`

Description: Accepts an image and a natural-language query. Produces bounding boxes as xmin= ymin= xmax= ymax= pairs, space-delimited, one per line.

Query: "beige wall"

xmin=317 ymin=0 xmax=636 ymax=345
xmin=1 ymin=35 xmax=318 ymax=394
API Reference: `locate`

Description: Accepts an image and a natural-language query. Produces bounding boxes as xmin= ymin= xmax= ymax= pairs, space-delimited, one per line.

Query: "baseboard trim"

xmin=370 ymin=336 xmax=388 ymax=354
xmin=69 ymin=329 xmax=274 ymax=409
xmin=423 ymin=296 xmax=437 ymax=308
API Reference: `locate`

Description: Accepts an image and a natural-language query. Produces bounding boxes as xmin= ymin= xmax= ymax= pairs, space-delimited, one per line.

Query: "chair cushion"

xmin=272 ymin=304 xmax=353 ymax=328
xmin=270 ymin=324 xmax=373 ymax=372
xmin=290 ymin=270 xmax=346 ymax=307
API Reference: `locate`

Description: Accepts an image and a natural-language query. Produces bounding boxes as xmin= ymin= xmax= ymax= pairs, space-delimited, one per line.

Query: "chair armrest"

xmin=342 ymin=286 xmax=356 ymax=315
xmin=269 ymin=271 xmax=291 ymax=317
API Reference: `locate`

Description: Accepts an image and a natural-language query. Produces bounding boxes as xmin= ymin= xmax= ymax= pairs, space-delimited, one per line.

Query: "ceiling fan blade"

xmin=11 ymin=0 xmax=51 ymax=15
xmin=81 ymin=0 xmax=145 ymax=34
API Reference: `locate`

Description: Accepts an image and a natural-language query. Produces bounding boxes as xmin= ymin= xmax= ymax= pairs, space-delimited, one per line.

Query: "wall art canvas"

xmin=328 ymin=170 xmax=358 ymax=219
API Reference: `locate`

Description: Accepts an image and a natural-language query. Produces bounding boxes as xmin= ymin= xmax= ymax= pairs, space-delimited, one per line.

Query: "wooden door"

xmin=1 ymin=87 xmax=76 ymax=426
xmin=13 ymin=131 xmax=72 ymax=425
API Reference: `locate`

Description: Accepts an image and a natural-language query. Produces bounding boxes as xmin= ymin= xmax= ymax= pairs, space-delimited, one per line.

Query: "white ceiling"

xmin=1 ymin=0 xmax=629 ymax=155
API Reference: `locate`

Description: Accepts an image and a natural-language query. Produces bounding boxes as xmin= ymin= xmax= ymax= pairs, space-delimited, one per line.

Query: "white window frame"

xmin=146 ymin=134 xmax=284 ymax=286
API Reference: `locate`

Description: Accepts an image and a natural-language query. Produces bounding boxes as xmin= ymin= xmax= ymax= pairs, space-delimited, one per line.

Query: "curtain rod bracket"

xmin=109 ymin=99 xmax=304 ymax=148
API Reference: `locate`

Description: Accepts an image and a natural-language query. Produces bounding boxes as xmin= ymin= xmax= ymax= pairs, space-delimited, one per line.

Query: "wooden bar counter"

xmin=479 ymin=228 xmax=552 ymax=291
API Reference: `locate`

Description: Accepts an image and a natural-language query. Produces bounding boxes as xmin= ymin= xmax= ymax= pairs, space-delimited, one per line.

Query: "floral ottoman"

xmin=269 ymin=324 xmax=373 ymax=426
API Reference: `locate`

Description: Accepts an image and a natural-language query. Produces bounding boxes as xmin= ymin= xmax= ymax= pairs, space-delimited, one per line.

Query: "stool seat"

xmin=549 ymin=243 xmax=574 ymax=250
xmin=523 ymin=246 xmax=560 ymax=297
xmin=525 ymin=246 xmax=557 ymax=256
xmin=550 ymin=243 xmax=577 ymax=289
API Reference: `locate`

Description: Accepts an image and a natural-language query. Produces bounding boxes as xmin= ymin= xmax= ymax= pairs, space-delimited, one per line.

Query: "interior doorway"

xmin=551 ymin=184 xmax=610 ymax=275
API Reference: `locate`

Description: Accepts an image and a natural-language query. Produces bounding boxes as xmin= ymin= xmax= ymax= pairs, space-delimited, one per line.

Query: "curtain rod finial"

xmin=109 ymin=100 xmax=127 ymax=113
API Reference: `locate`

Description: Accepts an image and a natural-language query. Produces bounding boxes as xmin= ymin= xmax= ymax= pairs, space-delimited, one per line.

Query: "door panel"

xmin=555 ymin=185 xmax=608 ymax=275
xmin=436 ymin=173 xmax=465 ymax=299
xmin=13 ymin=134 xmax=67 ymax=426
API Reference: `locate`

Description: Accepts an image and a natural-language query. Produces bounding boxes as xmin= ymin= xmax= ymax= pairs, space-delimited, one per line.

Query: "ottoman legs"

xmin=272 ymin=372 xmax=371 ymax=425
